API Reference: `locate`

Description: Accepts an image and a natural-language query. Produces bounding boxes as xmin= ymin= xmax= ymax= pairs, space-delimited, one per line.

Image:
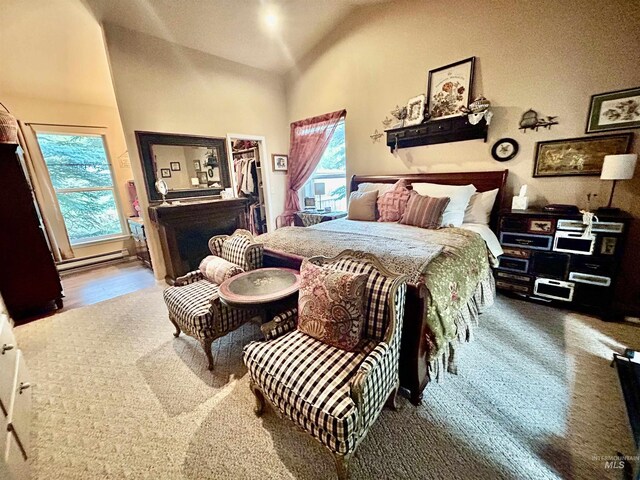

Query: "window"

xmin=301 ymin=120 xmax=347 ymax=211
xmin=35 ymin=133 xmax=124 ymax=244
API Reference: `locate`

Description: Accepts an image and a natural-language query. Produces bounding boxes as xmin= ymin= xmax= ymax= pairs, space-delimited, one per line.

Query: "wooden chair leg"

xmin=169 ymin=315 xmax=181 ymax=338
xmin=249 ymin=381 xmax=265 ymax=417
xmin=333 ymin=452 xmax=352 ymax=480
xmin=385 ymin=383 xmax=399 ymax=411
xmin=201 ymin=338 xmax=214 ymax=370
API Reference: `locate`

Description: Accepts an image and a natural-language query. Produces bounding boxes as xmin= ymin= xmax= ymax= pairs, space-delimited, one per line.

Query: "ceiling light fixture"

xmin=263 ymin=6 xmax=279 ymax=31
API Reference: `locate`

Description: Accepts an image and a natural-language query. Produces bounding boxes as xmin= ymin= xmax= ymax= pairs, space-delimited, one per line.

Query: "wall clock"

xmin=491 ymin=138 xmax=519 ymax=162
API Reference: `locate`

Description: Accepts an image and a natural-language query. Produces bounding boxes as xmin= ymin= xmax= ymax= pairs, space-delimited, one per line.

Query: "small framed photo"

xmin=272 ymin=154 xmax=288 ymax=171
xmin=600 ymin=237 xmax=617 ymax=255
xmin=404 ymin=94 xmax=426 ymax=126
xmin=160 ymin=168 xmax=171 ymax=178
xmin=304 ymin=197 xmax=316 ymax=209
xmin=170 ymin=161 xmax=181 ymax=171
xmin=193 ymin=160 xmax=201 ymax=171
xmin=426 ymin=57 xmax=475 ymax=120
xmin=198 ymin=172 xmax=208 ymax=184
xmin=528 ymin=219 xmax=555 ymax=234
xmin=586 ymin=87 xmax=640 ymax=133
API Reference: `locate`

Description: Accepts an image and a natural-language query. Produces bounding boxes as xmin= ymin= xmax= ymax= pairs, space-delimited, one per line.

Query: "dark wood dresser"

xmin=495 ymin=208 xmax=631 ymax=319
xmin=148 ymin=198 xmax=248 ymax=283
xmin=0 ymin=144 xmax=63 ymax=318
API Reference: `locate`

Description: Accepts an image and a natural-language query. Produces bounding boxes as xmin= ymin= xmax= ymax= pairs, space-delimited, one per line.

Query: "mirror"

xmin=136 ymin=131 xmax=232 ymax=202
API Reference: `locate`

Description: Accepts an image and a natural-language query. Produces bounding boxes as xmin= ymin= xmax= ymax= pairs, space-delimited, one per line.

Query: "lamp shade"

xmin=0 ymin=109 xmax=18 ymax=144
xmin=600 ymin=154 xmax=637 ymax=180
xmin=314 ymin=183 xmax=326 ymax=196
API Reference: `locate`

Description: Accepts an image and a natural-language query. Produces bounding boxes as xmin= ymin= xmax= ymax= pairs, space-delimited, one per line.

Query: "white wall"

xmin=286 ymin=0 xmax=640 ymax=312
xmin=103 ymin=24 xmax=289 ymax=280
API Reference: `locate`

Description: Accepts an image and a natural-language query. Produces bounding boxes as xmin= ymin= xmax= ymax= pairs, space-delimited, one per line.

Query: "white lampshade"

xmin=314 ymin=183 xmax=326 ymax=196
xmin=190 ymin=177 xmax=200 ymax=186
xmin=600 ymin=154 xmax=637 ymax=180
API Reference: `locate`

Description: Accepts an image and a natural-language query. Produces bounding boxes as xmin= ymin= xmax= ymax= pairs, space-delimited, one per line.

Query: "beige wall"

xmin=286 ymin=0 xmax=640 ymax=313
xmin=103 ymin=25 xmax=289 ymax=280
xmin=2 ymin=94 xmax=135 ymax=259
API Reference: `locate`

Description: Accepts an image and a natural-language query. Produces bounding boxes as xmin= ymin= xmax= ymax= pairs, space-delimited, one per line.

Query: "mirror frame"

xmin=135 ymin=131 xmax=232 ymax=202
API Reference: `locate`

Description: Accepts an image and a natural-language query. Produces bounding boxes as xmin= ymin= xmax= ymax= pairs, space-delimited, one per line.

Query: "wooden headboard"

xmin=350 ymin=170 xmax=509 ymax=231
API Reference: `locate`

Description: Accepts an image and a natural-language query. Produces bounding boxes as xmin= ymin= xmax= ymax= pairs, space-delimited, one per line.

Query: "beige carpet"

xmin=14 ymin=286 xmax=638 ymax=479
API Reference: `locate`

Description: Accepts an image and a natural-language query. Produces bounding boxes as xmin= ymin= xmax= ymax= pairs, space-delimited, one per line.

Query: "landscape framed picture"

xmin=533 ymin=133 xmax=632 ymax=177
xmin=586 ymin=87 xmax=640 ymax=133
xmin=170 ymin=161 xmax=181 ymax=171
xmin=426 ymin=57 xmax=475 ymax=120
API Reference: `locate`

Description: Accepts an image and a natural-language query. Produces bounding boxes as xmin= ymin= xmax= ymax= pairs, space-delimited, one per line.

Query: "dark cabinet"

xmin=495 ymin=208 xmax=630 ymax=318
xmin=0 ymin=144 xmax=63 ymax=318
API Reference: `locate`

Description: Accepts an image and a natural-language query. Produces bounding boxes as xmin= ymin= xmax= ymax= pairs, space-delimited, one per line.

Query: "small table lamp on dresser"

xmin=599 ymin=153 xmax=637 ymax=213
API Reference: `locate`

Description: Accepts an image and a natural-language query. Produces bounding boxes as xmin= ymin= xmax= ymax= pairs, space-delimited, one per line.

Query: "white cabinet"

xmin=1 ymin=312 xmax=32 ymax=480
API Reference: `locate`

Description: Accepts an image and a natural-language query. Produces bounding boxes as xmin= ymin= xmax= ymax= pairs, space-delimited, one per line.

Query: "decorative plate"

xmin=491 ymin=138 xmax=519 ymax=162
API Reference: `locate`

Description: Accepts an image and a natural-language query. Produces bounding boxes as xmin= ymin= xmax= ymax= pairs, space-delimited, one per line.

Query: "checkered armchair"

xmin=163 ymin=229 xmax=263 ymax=370
xmin=243 ymin=250 xmax=408 ymax=480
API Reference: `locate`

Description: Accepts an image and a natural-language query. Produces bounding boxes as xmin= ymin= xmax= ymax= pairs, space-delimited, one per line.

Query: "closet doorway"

xmin=226 ymin=134 xmax=273 ymax=234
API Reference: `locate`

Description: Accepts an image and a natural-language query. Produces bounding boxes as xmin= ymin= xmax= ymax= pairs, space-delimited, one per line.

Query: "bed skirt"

xmin=429 ymin=271 xmax=495 ymax=381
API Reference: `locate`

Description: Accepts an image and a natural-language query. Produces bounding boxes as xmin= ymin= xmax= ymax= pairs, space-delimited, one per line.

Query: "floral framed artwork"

xmin=532 ymin=133 xmax=632 ymax=177
xmin=272 ymin=154 xmax=288 ymax=171
xmin=404 ymin=94 xmax=426 ymax=126
xmin=426 ymin=57 xmax=475 ymax=120
xmin=586 ymin=87 xmax=640 ymax=133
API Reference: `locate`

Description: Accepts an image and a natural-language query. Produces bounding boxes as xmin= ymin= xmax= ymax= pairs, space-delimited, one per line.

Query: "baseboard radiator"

xmin=57 ymin=249 xmax=130 ymax=273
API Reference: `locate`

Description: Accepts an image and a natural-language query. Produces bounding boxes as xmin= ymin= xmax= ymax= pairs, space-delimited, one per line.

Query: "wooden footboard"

xmin=263 ymin=248 xmax=429 ymax=404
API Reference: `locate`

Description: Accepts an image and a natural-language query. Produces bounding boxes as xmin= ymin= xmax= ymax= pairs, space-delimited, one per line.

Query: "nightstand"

xmin=294 ymin=210 xmax=347 ymax=227
xmin=495 ymin=208 xmax=631 ymax=319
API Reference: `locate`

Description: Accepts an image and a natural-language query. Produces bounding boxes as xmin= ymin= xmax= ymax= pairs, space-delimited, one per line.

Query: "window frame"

xmin=34 ymin=128 xmax=128 ymax=246
xmin=300 ymin=118 xmax=347 ymax=212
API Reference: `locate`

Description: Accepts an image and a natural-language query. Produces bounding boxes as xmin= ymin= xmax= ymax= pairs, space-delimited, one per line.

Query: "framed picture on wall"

xmin=532 ymin=133 xmax=632 ymax=177
xmin=160 ymin=168 xmax=172 ymax=178
xmin=272 ymin=154 xmax=288 ymax=171
xmin=586 ymin=87 xmax=640 ymax=133
xmin=198 ymin=172 xmax=208 ymax=184
xmin=193 ymin=160 xmax=201 ymax=171
xmin=426 ymin=57 xmax=475 ymax=121
xmin=170 ymin=161 xmax=181 ymax=171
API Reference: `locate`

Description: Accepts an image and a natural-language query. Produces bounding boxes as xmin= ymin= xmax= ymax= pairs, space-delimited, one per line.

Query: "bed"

xmin=259 ymin=170 xmax=508 ymax=404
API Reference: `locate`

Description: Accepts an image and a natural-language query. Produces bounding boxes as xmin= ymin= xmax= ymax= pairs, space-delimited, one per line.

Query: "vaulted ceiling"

xmin=84 ymin=0 xmax=388 ymax=73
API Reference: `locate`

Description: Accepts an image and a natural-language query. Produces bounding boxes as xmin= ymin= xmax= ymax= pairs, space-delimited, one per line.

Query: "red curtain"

xmin=276 ymin=109 xmax=346 ymax=228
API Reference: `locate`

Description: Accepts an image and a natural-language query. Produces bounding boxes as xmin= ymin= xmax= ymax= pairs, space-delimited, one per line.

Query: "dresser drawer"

xmin=4 ymin=429 xmax=30 ymax=480
xmin=531 ymin=251 xmax=570 ymax=280
xmin=6 ymin=350 xmax=31 ymax=457
xmin=500 ymin=232 xmax=553 ymax=250
xmin=0 ymin=314 xmax=18 ymax=416
xmin=496 ymin=280 xmax=531 ymax=294
xmin=495 ymin=270 xmax=533 ymax=284
xmin=500 ymin=216 xmax=529 ymax=232
xmin=570 ymin=256 xmax=614 ymax=276
xmin=497 ymin=256 xmax=529 ymax=273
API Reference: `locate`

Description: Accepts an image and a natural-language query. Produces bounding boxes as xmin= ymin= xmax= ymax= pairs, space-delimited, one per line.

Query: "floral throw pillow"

xmin=198 ymin=255 xmax=244 ymax=285
xmin=297 ymin=260 xmax=367 ymax=351
xmin=376 ymin=179 xmax=411 ymax=222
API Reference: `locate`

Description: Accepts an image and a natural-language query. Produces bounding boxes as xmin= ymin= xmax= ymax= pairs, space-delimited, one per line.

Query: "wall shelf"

xmin=385 ymin=115 xmax=488 ymax=152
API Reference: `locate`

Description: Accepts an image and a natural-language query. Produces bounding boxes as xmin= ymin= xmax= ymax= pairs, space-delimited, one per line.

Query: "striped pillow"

xmin=400 ymin=191 xmax=450 ymax=229
xmin=377 ymin=179 xmax=411 ymax=222
xmin=199 ymin=255 xmax=244 ymax=284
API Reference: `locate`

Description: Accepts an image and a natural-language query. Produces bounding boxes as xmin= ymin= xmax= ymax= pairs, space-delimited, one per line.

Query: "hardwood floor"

xmin=59 ymin=260 xmax=158 ymax=311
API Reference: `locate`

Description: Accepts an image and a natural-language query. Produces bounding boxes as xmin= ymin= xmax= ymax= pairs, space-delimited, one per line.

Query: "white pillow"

xmin=357 ymin=182 xmax=395 ymax=196
xmin=411 ymin=183 xmax=476 ymax=227
xmin=463 ymin=188 xmax=499 ymax=225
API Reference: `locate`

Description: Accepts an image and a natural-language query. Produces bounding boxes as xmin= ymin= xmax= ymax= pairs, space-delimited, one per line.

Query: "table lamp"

xmin=314 ymin=183 xmax=326 ymax=211
xmin=598 ymin=153 xmax=637 ymax=213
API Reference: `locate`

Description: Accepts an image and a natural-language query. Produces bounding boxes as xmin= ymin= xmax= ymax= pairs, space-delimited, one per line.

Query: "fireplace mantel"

xmin=148 ymin=198 xmax=248 ymax=283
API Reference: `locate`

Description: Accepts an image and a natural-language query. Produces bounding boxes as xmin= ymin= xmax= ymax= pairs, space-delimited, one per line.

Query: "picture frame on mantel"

xmin=586 ymin=86 xmax=640 ymax=133
xmin=426 ymin=57 xmax=475 ymax=121
xmin=532 ymin=133 xmax=632 ymax=177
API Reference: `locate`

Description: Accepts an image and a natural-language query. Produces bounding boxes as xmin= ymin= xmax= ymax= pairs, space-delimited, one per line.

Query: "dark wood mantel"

xmin=148 ymin=197 xmax=248 ymax=283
